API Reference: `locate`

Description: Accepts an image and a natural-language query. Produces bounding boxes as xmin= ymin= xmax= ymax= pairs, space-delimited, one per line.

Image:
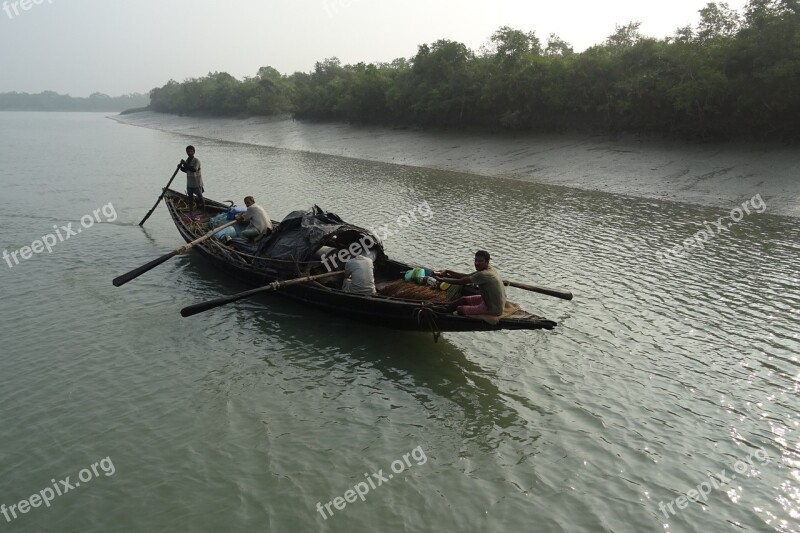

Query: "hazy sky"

xmin=0 ymin=0 xmax=747 ymax=96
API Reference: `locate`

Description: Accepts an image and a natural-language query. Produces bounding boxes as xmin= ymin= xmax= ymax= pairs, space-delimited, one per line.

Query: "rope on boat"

xmin=413 ymin=302 xmax=442 ymax=343
xmin=207 ymin=237 xmax=249 ymax=264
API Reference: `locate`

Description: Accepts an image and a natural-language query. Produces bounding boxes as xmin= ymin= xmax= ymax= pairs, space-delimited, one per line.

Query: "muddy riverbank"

xmin=113 ymin=111 xmax=800 ymax=217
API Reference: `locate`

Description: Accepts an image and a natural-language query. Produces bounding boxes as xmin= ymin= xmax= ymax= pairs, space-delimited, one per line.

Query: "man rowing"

xmin=434 ymin=250 xmax=506 ymax=316
xmin=179 ymin=145 xmax=205 ymax=214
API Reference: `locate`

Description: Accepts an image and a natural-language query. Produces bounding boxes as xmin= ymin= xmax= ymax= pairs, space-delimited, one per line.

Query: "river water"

xmin=0 ymin=112 xmax=797 ymax=532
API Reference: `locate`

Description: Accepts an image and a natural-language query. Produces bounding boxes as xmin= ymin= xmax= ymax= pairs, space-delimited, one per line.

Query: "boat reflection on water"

xmin=191 ymin=290 xmax=551 ymax=457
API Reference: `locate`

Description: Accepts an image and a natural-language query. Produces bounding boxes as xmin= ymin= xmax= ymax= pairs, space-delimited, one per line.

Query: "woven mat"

xmin=378 ymin=280 xmax=449 ymax=302
xmin=470 ymin=301 xmax=522 ymax=325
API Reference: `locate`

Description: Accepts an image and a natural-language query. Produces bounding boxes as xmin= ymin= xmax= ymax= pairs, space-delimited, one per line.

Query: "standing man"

xmin=435 ymin=250 xmax=506 ymax=316
xmin=180 ymin=145 xmax=205 ymax=214
xmin=235 ymin=196 xmax=274 ymax=240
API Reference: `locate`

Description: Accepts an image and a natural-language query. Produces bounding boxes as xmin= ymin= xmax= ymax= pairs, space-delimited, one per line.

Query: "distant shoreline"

xmin=0 ymin=91 xmax=149 ymax=113
xmin=112 ymin=111 xmax=800 ymax=218
xmin=0 ymin=109 xmax=122 ymax=113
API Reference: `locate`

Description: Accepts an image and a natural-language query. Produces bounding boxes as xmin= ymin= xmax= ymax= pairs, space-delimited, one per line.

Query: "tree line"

xmin=149 ymin=0 xmax=800 ymax=139
xmin=0 ymin=91 xmax=150 ymax=112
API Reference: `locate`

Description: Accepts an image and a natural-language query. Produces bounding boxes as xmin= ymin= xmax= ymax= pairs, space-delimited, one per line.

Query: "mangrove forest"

xmin=148 ymin=0 xmax=800 ymax=138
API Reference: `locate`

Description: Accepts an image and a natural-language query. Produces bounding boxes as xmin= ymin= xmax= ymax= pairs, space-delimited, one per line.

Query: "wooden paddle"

xmin=503 ymin=280 xmax=573 ymax=301
xmin=113 ymin=219 xmax=238 ymax=287
xmin=180 ymin=270 xmax=344 ymax=317
xmin=138 ymin=162 xmax=182 ymax=226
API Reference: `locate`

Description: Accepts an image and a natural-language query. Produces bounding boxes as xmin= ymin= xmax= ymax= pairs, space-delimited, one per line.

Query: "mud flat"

xmin=113 ymin=111 xmax=800 ymax=217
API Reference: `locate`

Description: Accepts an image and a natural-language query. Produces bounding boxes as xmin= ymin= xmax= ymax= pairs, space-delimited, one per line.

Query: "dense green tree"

xmin=696 ymin=2 xmax=741 ymax=42
xmin=544 ymin=34 xmax=574 ymax=57
xmin=406 ymin=40 xmax=476 ymax=125
xmin=605 ymin=22 xmax=643 ymax=49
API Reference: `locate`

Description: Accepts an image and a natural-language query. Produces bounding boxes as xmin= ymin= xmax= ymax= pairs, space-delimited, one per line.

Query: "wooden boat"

xmin=163 ymin=189 xmax=557 ymax=337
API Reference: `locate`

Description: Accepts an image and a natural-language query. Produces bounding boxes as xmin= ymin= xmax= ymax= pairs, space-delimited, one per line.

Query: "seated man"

xmin=235 ymin=196 xmax=273 ymax=240
xmin=434 ymin=250 xmax=506 ymax=316
xmin=342 ymin=255 xmax=376 ymax=295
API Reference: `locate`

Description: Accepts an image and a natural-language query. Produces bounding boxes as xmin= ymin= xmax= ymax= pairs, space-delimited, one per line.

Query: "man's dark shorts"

xmin=187 ymin=186 xmax=204 ymax=200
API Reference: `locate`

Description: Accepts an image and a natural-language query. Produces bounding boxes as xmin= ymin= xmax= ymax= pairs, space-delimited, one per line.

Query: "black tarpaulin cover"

xmin=256 ymin=205 xmax=383 ymax=262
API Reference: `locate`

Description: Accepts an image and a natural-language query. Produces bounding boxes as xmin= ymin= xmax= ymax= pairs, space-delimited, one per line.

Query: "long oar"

xmin=113 ymin=220 xmax=238 ymax=287
xmin=138 ymin=162 xmax=182 ymax=226
xmin=180 ymin=271 xmax=344 ymax=317
xmin=503 ymin=280 xmax=573 ymax=301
